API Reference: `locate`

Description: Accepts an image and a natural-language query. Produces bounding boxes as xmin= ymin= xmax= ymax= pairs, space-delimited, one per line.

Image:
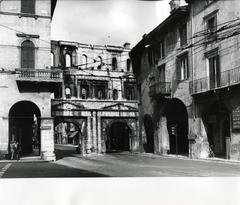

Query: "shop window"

xmin=21 ymin=40 xmax=35 ymax=69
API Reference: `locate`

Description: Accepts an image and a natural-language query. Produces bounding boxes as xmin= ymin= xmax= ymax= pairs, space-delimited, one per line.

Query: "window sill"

xmin=19 ymin=13 xmax=38 ymax=19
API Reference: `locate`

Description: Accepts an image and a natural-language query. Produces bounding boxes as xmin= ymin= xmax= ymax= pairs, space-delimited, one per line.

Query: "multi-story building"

xmin=51 ymin=40 xmax=139 ymax=154
xmin=187 ymin=0 xmax=240 ymax=160
xmin=130 ymin=0 xmax=193 ymax=156
xmin=131 ymin=0 xmax=240 ymax=161
xmin=0 ymin=0 xmax=60 ymax=160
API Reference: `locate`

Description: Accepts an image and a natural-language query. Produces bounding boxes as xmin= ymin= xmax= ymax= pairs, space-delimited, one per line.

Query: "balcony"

xmin=190 ymin=66 xmax=240 ymax=95
xmin=149 ymin=82 xmax=171 ymax=97
xmin=16 ymin=69 xmax=63 ymax=83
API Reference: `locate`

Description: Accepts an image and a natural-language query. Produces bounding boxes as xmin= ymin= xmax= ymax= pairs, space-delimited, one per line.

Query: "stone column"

xmin=86 ymin=116 xmax=92 ymax=154
xmin=40 ymin=117 xmax=56 ymax=161
xmin=97 ymin=115 xmax=102 ymax=153
xmin=92 ymin=112 xmax=97 ymax=152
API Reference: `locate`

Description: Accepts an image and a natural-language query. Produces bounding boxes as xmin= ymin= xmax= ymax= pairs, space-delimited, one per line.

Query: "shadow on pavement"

xmin=3 ymin=162 xmax=108 ymax=178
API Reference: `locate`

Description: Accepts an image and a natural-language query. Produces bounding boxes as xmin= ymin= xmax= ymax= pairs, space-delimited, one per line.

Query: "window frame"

xmin=176 ymin=53 xmax=189 ymax=81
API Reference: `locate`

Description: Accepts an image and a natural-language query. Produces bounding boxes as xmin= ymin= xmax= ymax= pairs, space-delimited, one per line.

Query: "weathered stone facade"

xmin=51 ymin=41 xmax=139 ymax=154
xmin=131 ymin=0 xmax=240 ymax=160
xmin=0 ymin=0 xmax=59 ymax=161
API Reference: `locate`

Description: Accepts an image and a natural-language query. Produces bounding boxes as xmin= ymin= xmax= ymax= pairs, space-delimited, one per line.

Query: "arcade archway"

xmin=9 ymin=101 xmax=41 ymax=157
xmin=106 ymin=121 xmax=131 ymax=152
xmin=203 ymin=102 xmax=230 ymax=158
xmin=166 ymin=98 xmax=189 ymax=155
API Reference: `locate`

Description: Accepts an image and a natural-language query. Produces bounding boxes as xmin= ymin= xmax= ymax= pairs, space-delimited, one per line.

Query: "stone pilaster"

xmin=86 ymin=116 xmax=92 ymax=153
xmin=40 ymin=117 xmax=56 ymax=161
xmin=92 ymin=112 xmax=97 ymax=152
xmin=97 ymin=116 xmax=102 ymax=153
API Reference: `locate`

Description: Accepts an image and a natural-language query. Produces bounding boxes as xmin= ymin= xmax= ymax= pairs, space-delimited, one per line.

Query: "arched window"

xmin=65 ymin=54 xmax=71 ymax=67
xmin=21 ymin=0 xmax=35 ymax=15
xmin=97 ymin=88 xmax=104 ymax=99
xmin=65 ymin=87 xmax=71 ymax=99
xmin=97 ymin=56 xmax=102 ymax=69
xmin=21 ymin=40 xmax=35 ymax=69
xmin=81 ymin=87 xmax=88 ymax=99
xmin=127 ymin=59 xmax=131 ymax=72
xmin=51 ymin=52 xmax=55 ymax=67
xmin=112 ymin=57 xmax=117 ymax=70
xmin=82 ymin=55 xmax=87 ymax=68
xmin=113 ymin=89 xmax=118 ymax=100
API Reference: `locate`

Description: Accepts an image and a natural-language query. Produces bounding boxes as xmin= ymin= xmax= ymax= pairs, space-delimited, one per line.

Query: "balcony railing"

xmin=190 ymin=66 xmax=240 ymax=94
xmin=149 ymin=82 xmax=171 ymax=97
xmin=16 ymin=69 xmax=63 ymax=83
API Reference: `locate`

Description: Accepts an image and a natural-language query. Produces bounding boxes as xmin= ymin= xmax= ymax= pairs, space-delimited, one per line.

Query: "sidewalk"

xmin=0 ymin=156 xmax=48 ymax=163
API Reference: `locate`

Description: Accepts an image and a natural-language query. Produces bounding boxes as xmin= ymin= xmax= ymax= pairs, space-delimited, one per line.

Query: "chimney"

xmin=169 ymin=0 xmax=181 ymax=13
xmin=123 ymin=42 xmax=131 ymax=49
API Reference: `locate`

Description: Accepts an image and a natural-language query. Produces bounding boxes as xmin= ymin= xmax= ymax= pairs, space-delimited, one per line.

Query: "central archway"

xmin=106 ymin=121 xmax=131 ymax=152
xmin=165 ymin=98 xmax=189 ymax=155
xmin=9 ymin=101 xmax=41 ymax=157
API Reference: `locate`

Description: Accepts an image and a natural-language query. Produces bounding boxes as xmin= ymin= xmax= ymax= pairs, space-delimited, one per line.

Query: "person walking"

xmin=16 ymin=141 xmax=21 ymax=160
xmin=10 ymin=140 xmax=16 ymax=160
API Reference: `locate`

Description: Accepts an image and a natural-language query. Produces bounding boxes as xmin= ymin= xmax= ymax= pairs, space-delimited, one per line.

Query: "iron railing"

xmin=16 ymin=69 xmax=63 ymax=82
xmin=190 ymin=66 xmax=240 ymax=94
xmin=149 ymin=82 xmax=171 ymax=97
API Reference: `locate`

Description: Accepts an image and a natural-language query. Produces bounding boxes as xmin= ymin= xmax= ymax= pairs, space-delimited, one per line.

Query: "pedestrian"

xmin=16 ymin=141 xmax=21 ymax=160
xmin=10 ymin=140 xmax=15 ymax=160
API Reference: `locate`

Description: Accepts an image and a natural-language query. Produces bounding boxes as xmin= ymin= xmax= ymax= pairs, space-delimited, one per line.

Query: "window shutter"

xmin=21 ymin=0 xmax=35 ymax=15
xmin=21 ymin=40 xmax=35 ymax=69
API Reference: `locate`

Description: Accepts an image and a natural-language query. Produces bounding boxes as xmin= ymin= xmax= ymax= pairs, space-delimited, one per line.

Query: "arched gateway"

xmin=9 ymin=101 xmax=41 ymax=156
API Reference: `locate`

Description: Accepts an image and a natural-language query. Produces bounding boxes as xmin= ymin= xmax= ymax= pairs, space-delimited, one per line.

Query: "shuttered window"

xmin=21 ymin=0 xmax=35 ymax=15
xmin=21 ymin=40 xmax=35 ymax=69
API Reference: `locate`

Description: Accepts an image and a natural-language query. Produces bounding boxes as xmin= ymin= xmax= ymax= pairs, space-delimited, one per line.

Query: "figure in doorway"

xmin=10 ymin=140 xmax=16 ymax=160
xmin=16 ymin=141 xmax=21 ymax=160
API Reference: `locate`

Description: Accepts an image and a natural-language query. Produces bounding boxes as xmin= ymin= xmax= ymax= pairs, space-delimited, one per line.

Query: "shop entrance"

xmin=106 ymin=121 xmax=131 ymax=152
xmin=9 ymin=101 xmax=41 ymax=157
xmin=204 ymin=102 xmax=230 ymax=158
xmin=166 ymin=98 xmax=189 ymax=155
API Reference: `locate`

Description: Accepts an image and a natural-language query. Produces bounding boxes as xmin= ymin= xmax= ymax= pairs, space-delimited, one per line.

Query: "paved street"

xmin=1 ymin=144 xmax=240 ymax=178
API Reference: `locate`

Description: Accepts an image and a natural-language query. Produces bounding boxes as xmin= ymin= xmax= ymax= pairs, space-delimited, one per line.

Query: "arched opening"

xmin=65 ymin=87 xmax=71 ymax=99
xmin=54 ymin=122 xmax=80 ymax=145
xmin=9 ymin=101 xmax=41 ymax=158
xmin=126 ymin=59 xmax=131 ymax=72
xmin=113 ymin=89 xmax=118 ymax=100
xmin=165 ymin=98 xmax=189 ymax=155
xmin=143 ymin=114 xmax=154 ymax=153
xmin=65 ymin=53 xmax=71 ymax=67
xmin=51 ymin=52 xmax=55 ymax=67
xmin=21 ymin=40 xmax=35 ymax=69
xmin=97 ymin=56 xmax=102 ymax=69
xmin=112 ymin=57 xmax=117 ymax=70
xmin=203 ymin=102 xmax=230 ymax=158
xmin=97 ymin=88 xmax=104 ymax=99
xmin=106 ymin=121 xmax=131 ymax=152
xmin=82 ymin=54 xmax=88 ymax=68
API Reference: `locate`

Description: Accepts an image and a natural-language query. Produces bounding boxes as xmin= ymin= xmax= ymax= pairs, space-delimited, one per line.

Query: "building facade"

xmin=0 ymin=0 xmax=60 ymax=160
xmin=51 ymin=41 xmax=139 ymax=154
xmin=131 ymin=0 xmax=240 ymax=161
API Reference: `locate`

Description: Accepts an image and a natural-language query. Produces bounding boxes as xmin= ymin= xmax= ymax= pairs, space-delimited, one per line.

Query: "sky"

xmin=51 ymin=0 xmax=171 ymax=47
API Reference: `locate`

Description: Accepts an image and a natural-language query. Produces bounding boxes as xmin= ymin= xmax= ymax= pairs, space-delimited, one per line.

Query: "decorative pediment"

xmin=101 ymin=103 xmax=138 ymax=111
xmin=52 ymin=101 xmax=85 ymax=110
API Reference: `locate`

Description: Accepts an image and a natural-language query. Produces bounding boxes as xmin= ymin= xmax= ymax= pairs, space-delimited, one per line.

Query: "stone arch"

xmin=9 ymin=101 xmax=41 ymax=156
xmin=165 ymin=98 xmax=189 ymax=155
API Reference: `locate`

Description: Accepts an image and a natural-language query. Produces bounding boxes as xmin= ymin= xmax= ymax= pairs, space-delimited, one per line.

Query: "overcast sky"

xmin=51 ymin=0 xmax=171 ymax=47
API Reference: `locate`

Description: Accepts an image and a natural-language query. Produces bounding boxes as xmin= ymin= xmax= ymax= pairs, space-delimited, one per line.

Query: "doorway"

xmin=9 ymin=101 xmax=41 ymax=157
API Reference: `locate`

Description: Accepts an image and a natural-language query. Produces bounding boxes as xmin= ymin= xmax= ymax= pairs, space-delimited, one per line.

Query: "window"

xmin=51 ymin=52 xmax=55 ymax=67
xmin=126 ymin=59 xmax=131 ymax=72
xmin=21 ymin=0 xmax=35 ymax=15
xmin=65 ymin=87 xmax=71 ymax=99
xmin=81 ymin=87 xmax=88 ymax=99
xmin=65 ymin=54 xmax=71 ymax=67
xmin=82 ymin=55 xmax=87 ymax=68
xmin=208 ymin=55 xmax=220 ymax=89
xmin=21 ymin=40 xmax=35 ymax=69
xmin=207 ymin=16 xmax=217 ymax=34
xmin=177 ymin=54 xmax=189 ymax=81
xmin=158 ymin=64 xmax=166 ymax=82
xmin=113 ymin=89 xmax=118 ymax=100
xmin=97 ymin=88 xmax=104 ymax=99
xmin=112 ymin=57 xmax=117 ymax=70
xmin=179 ymin=23 xmax=187 ymax=46
xmin=159 ymin=40 xmax=165 ymax=59
xmin=97 ymin=56 xmax=102 ymax=69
